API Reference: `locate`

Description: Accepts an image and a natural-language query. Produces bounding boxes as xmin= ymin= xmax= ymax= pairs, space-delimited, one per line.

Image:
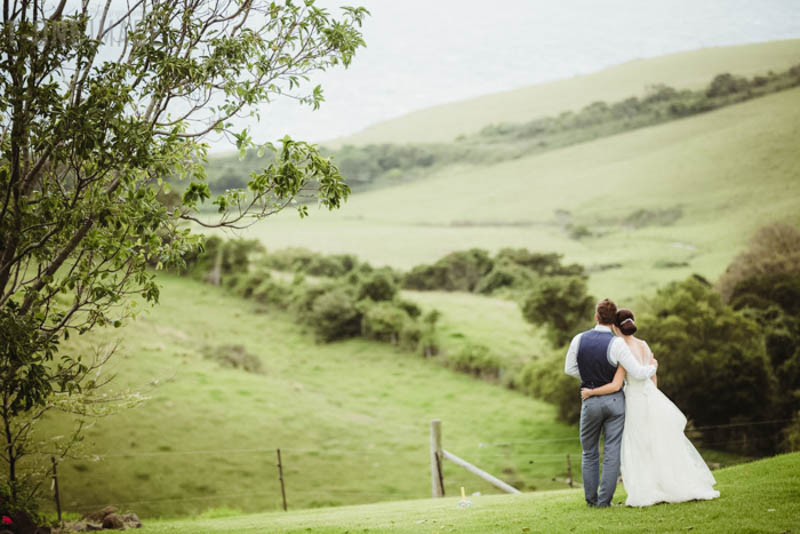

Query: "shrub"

xmin=182 ymin=236 xmax=264 ymax=283
xmin=438 ymin=249 xmax=493 ymax=291
xmin=233 ymin=270 xmax=271 ymax=299
xmin=261 ymin=247 xmax=319 ymax=273
xmin=403 ymin=249 xmax=493 ymax=291
xmin=251 ymin=278 xmax=293 ymax=309
xmin=518 ymin=351 xmax=581 ymax=423
xmin=399 ymin=322 xmax=422 ymax=351
xmin=361 ymin=301 xmax=410 ymax=344
xmin=718 ymin=222 xmax=800 ymax=301
xmin=495 ymin=248 xmax=584 ymax=277
xmin=357 ymin=270 xmax=398 ymax=302
xmin=444 ymin=343 xmax=502 ymax=380
xmin=521 ymin=276 xmax=594 ymax=347
xmin=305 ymin=253 xmax=359 ymax=277
xmin=394 ymin=297 xmax=422 ymax=318
xmin=403 ymin=263 xmax=451 ymax=290
xmin=292 ymin=281 xmax=347 ymax=323
xmin=706 ymin=72 xmax=749 ymax=98
xmin=203 ymin=344 xmax=264 ymax=374
xmin=308 ymin=288 xmax=362 ymax=342
xmin=474 ymin=259 xmax=538 ymax=295
xmin=567 ymin=224 xmax=592 ymax=240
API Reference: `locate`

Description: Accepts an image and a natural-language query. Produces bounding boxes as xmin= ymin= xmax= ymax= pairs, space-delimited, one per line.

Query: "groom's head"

xmin=595 ymin=298 xmax=617 ymax=325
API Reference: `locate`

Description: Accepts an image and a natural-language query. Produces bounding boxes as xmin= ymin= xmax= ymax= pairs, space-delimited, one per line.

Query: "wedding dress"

xmin=620 ymin=344 xmax=720 ymax=507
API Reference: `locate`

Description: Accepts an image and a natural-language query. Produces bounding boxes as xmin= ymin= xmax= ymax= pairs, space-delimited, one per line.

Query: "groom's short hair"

xmin=596 ymin=298 xmax=617 ymax=325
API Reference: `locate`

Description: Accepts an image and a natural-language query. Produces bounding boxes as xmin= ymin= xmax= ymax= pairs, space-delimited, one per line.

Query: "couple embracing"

xmin=564 ymin=298 xmax=720 ymax=507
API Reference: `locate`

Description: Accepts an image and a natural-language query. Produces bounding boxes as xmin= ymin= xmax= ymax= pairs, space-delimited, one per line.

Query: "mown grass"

xmin=143 ymin=452 xmax=800 ymax=534
xmin=40 ymin=275 xmax=581 ymax=518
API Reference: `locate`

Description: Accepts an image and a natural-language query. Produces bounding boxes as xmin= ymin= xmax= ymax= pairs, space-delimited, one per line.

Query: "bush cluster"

xmin=517 ymin=222 xmax=800 ymax=454
xmin=403 ymin=247 xmax=583 ymax=297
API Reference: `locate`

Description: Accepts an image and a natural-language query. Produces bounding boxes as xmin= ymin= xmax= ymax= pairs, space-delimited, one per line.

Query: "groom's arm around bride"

xmin=562 ymin=298 xmax=657 ymax=507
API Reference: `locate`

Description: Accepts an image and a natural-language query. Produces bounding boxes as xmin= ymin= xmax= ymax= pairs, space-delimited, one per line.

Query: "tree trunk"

xmin=2 ymin=403 xmax=17 ymax=502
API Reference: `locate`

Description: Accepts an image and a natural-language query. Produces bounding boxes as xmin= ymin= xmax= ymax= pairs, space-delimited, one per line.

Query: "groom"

xmin=564 ymin=298 xmax=657 ymax=507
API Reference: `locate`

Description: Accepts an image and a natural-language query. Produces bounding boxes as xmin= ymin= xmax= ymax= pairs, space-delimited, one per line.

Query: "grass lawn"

xmin=40 ymin=275 xmax=581 ymax=518
xmin=143 ymin=452 xmax=800 ymax=533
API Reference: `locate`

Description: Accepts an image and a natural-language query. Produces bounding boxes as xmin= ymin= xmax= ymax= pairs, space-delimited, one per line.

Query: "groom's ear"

xmin=594 ymin=312 xmax=599 ymax=323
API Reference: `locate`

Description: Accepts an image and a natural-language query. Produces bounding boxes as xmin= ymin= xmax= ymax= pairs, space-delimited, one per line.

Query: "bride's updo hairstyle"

xmin=615 ymin=308 xmax=637 ymax=336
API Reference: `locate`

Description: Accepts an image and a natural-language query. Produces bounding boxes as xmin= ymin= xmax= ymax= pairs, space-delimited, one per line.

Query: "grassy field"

xmin=331 ymin=39 xmax=800 ymax=146
xmin=230 ymin=85 xmax=800 ymax=302
xmin=38 ymin=42 xmax=800 ymax=523
xmin=41 ymin=274 xmax=582 ymax=518
xmin=401 ymin=290 xmax=549 ymax=370
xmin=143 ymin=452 xmax=800 ymax=534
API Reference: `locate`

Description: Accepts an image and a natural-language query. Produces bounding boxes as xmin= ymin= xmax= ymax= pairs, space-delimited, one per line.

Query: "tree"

xmin=718 ymin=222 xmax=800 ymax=301
xmin=640 ymin=277 xmax=777 ymax=453
xmin=0 ymin=0 xmax=367 ymax=508
xmin=521 ymin=276 xmax=594 ymax=347
xmin=729 ymin=272 xmax=800 ymax=445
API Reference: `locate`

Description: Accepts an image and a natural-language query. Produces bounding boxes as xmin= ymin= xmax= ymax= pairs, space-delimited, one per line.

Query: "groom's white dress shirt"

xmin=564 ymin=324 xmax=657 ymax=380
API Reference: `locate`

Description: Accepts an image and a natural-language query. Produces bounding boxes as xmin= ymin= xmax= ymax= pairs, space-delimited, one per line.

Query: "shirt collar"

xmin=593 ymin=324 xmax=613 ymax=333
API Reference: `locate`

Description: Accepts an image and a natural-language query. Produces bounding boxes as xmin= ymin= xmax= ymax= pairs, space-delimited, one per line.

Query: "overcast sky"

xmin=206 ymin=0 xmax=800 ymax=152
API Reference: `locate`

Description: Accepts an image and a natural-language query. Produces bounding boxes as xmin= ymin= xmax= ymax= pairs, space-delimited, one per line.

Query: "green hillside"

xmin=231 ymin=86 xmax=800 ymax=302
xmin=332 ymin=39 xmax=800 ymax=146
xmin=38 ymin=42 xmax=800 ymax=524
xmin=42 ymin=275 xmax=580 ymax=518
xmin=146 ymin=452 xmax=800 ymax=534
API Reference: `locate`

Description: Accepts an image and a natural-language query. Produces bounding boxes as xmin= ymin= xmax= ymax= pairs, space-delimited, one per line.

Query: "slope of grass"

xmin=331 ymin=39 xmax=800 ymax=146
xmin=401 ymin=290 xmax=549 ymax=370
xmin=144 ymin=452 xmax=800 ymax=534
xmin=40 ymin=275 xmax=582 ymax=518
xmin=234 ymin=86 xmax=800 ymax=302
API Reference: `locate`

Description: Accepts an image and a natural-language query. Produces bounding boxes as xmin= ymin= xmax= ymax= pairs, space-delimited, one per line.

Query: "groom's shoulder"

xmin=569 ymin=330 xmax=588 ymax=345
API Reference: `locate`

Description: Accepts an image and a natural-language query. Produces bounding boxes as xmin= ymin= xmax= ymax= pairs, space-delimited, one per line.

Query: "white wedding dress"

xmin=620 ymin=343 xmax=720 ymax=507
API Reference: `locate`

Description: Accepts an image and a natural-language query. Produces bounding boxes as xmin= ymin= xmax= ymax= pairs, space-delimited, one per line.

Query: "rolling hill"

xmin=232 ymin=85 xmax=800 ymax=302
xmin=331 ymin=39 xmax=800 ymax=146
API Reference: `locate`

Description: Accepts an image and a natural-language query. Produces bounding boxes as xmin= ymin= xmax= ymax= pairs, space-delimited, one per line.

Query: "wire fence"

xmin=46 ymin=416 xmax=795 ymax=516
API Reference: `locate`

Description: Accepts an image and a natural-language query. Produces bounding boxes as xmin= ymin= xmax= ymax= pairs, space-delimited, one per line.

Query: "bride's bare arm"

xmin=648 ymin=346 xmax=658 ymax=387
xmin=581 ymin=366 xmax=626 ymax=399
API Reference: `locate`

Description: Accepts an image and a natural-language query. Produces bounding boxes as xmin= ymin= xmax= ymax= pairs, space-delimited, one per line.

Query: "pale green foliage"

xmin=0 ymin=0 xmax=367 ymax=507
xmin=718 ymin=222 xmax=800 ymax=301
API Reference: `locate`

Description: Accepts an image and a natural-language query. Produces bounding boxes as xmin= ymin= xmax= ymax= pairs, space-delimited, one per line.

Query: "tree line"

xmin=203 ymin=63 xmax=800 ymax=195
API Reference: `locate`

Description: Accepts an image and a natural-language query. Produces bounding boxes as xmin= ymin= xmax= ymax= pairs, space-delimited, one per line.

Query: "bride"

xmin=580 ymin=308 xmax=720 ymax=507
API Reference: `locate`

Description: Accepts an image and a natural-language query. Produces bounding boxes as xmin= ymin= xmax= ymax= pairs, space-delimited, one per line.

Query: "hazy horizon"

xmin=206 ymin=0 xmax=800 ymax=153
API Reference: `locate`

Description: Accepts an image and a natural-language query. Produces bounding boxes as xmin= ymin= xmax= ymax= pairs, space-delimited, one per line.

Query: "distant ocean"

xmin=213 ymin=0 xmax=800 ymax=151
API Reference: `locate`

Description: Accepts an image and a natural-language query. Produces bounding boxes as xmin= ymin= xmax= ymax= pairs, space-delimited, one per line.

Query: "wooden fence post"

xmin=276 ymin=448 xmax=287 ymax=511
xmin=430 ymin=419 xmax=444 ymax=497
xmin=566 ymin=454 xmax=574 ymax=488
xmin=51 ymin=457 xmax=62 ymax=524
